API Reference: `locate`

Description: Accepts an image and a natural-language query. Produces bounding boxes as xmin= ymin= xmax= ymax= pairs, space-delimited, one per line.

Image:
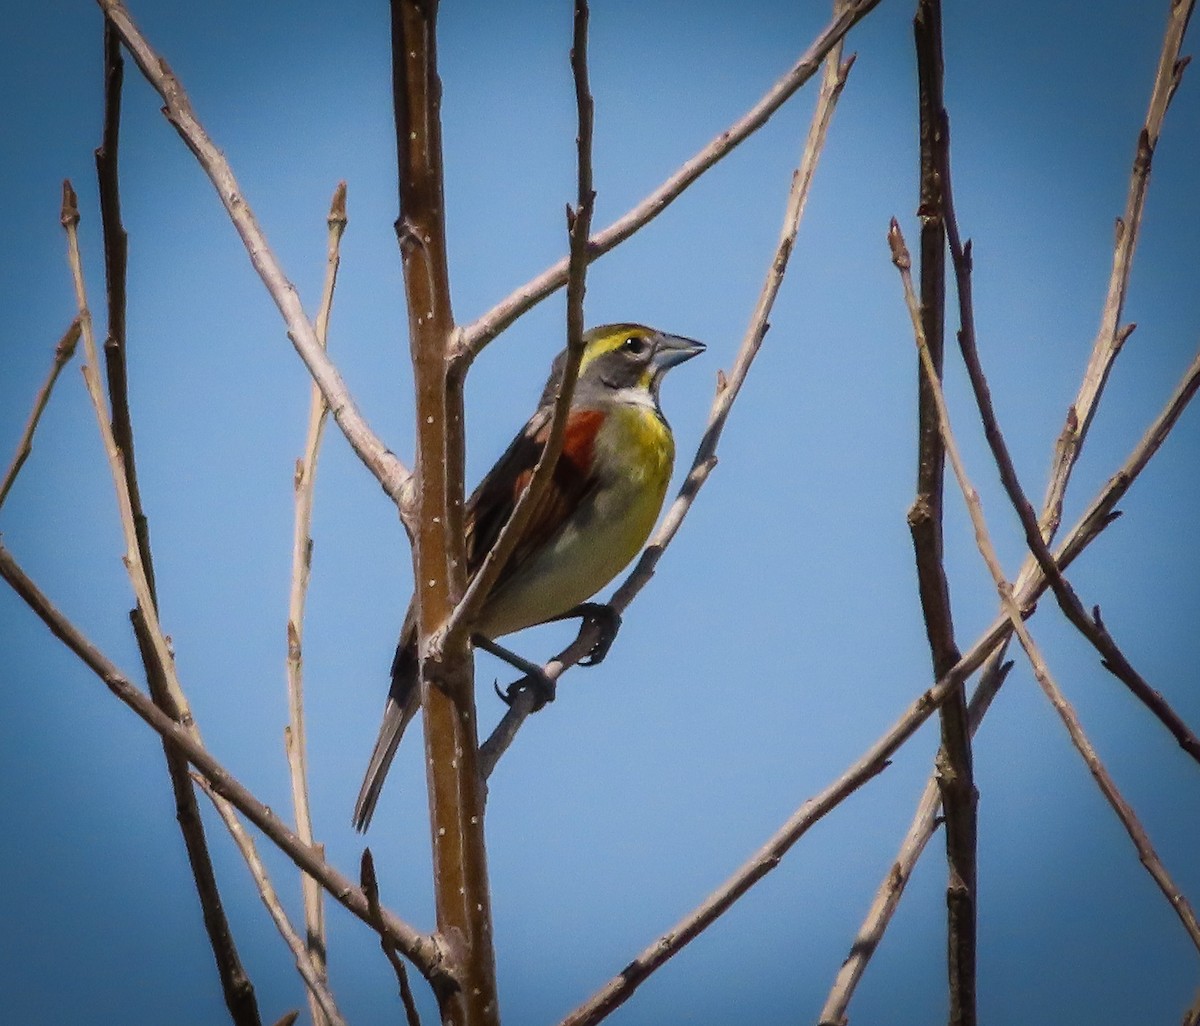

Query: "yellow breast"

xmin=478 ymin=403 xmax=675 ymax=638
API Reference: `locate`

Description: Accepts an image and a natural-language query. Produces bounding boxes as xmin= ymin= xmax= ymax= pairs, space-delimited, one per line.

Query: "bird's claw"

xmin=571 ymin=602 xmax=622 ymax=667
xmin=493 ymin=668 xmax=557 ymax=712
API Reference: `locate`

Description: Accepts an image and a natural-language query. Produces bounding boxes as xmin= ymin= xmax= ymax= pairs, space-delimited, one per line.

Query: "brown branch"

xmin=0 ymin=319 xmax=81 ymax=512
xmin=390 ymin=1 xmax=495 ymax=1022
xmin=909 ymin=4 xmax=976 ymax=1023
xmin=555 ymin=39 xmax=859 ymax=1026
xmin=456 ymin=0 xmax=884 ymax=360
xmin=891 ymin=219 xmax=1200 ymax=956
xmin=823 ymin=6 xmax=1199 ymax=1013
xmin=823 ymin=339 xmax=1200 ymax=1021
xmin=935 ymin=116 xmax=1200 ymax=769
xmin=1036 ymin=0 xmax=1194 ymax=542
xmin=818 ymin=660 xmax=1012 ymax=1025
xmin=195 ymin=776 xmax=348 ymax=1026
xmin=481 ymin=37 xmax=856 ymax=778
xmin=63 ymin=180 xmax=263 ymax=1026
xmin=95 ymin=0 xmax=413 ymax=513
xmin=0 ymin=540 xmax=451 ymax=984
xmin=444 ymin=0 xmax=595 ymax=647
xmin=566 ymin=316 xmax=1200 ymax=1026
xmin=286 ymin=181 xmax=348 ymax=1026
xmin=361 ymin=850 xmax=424 ymax=1026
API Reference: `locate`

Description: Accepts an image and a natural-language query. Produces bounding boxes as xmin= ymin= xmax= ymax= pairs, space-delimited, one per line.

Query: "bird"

xmin=352 ymin=323 xmax=704 ymax=830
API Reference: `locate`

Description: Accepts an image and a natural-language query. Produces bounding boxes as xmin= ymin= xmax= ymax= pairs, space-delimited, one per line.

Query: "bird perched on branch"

xmin=353 ymin=323 xmax=704 ymax=831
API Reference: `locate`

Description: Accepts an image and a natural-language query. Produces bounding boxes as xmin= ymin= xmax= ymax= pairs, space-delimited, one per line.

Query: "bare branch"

xmin=389 ymin=1 xmax=495 ymax=1021
xmin=554 ymin=42 xmax=861 ymax=1024
xmin=286 ymin=181 xmax=348 ymax=1026
xmin=361 ymin=850 xmax=424 ymax=1026
xmin=0 ymin=541 xmax=451 ymax=984
xmin=482 ymin=36 xmax=855 ymax=776
xmin=95 ymin=0 xmax=413 ymax=512
xmin=1036 ymin=0 xmax=1195 ymax=541
xmin=457 ymin=0 xmax=883 ymax=359
xmin=444 ymin=0 xmax=595 ymax=647
xmin=195 ymin=776 xmax=349 ymax=1026
xmin=909 ymin=3 xmax=976 ymax=1021
xmin=891 ymin=218 xmax=1200 ymax=957
xmin=63 ymin=179 xmax=263 ymax=1026
xmin=936 ymin=116 xmax=1200 ymax=769
xmin=818 ymin=661 xmax=1013 ymax=1025
xmin=0 ymin=319 xmax=81 ymax=512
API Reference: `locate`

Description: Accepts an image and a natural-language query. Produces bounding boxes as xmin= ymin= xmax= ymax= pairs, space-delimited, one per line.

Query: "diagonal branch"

xmin=361 ymin=850 xmax=424 ymax=1026
xmin=822 ymin=4 xmax=1198 ymax=1014
xmin=481 ymin=37 xmax=856 ymax=778
xmin=95 ymin=0 xmax=413 ymax=513
xmin=0 ymin=319 xmax=81 ymax=512
xmin=195 ymin=776 xmax=349 ymax=1026
xmin=456 ymin=0 xmax=884 ymax=360
xmin=822 ymin=336 xmax=1200 ymax=1023
xmin=0 ymin=540 xmax=451 ymax=984
xmin=890 ymin=218 xmax=1200 ymax=957
xmin=1036 ymin=0 xmax=1194 ymax=542
xmin=285 ymin=181 xmax=348 ymax=1026
xmin=63 ymin=180 xmax=262 ymax=1026
xmin=443 ymin=0 xmax=595 ymax=648
xmin=936 ymin=116 xmax=1200 ymax=769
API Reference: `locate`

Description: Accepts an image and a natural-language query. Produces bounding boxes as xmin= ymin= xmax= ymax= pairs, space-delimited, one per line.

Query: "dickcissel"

xmin=353 ymin=323 xmax=704 ymax=830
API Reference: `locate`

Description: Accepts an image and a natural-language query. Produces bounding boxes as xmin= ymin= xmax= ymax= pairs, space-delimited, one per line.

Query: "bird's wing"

xmin=465 ymin=405 xmax=606 ymax=581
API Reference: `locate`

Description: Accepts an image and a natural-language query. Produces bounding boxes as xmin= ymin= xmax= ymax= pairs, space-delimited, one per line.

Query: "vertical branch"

xmin=891 ymin=220 xmax=1200 ymax=959
xmin=62 ymin=179 xmax=262 ymax=1026
xmin=390 ymin=2 xmax=496 ymax=1022
xmin=285 ymin=182 xmax=348 ymax=1026
xmin=909 ymin=4 xmax=976 ymax=1023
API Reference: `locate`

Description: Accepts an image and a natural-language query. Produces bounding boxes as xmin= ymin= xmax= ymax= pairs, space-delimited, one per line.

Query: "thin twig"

xmin=0 ymin=319 xmax=81 ymax=512
xmin=456 ymin=0 xmax=884 ymax=360
xmin=823 ymin=4 xmax=1199 ymax=1012
xmin=1036 ymin=0 xmax=1194 ymax=542
xmin=891 ymin=219 xmax=1200 ymax=956
xmin=481 ymin=39 xmax=857 ymax=779
xmin=0 ymin=539 xmax=451 ymax=984
xmin=95 ymin=0 xmax=413 ymax=513
xmin=286 ymin=181 xmax=347 ymax=1026
xmin=62 ymin=180 xmax=263 ymax=1026
xmin=936 ymin=118 xmax=1200 ymax=769
xmin=909 ymin=3 xmax=976 ymax=1021
xmin=822 ymin=339 xmax=1200 ymax=1021
xmin=557 ymin=319 xmax=1200 ymax=1026
xmin=361 ymin=850 xmax=423 ymax=1026
xmin=442 ymin=0 xmax=595 ymax=649
xmin=817 ymin=661 xmax=1013 ymax=1026
xmin=195 ymin=775 xmax=349 ymax=1026
xmin=554 ymin=41 xmax=857 ymax=1026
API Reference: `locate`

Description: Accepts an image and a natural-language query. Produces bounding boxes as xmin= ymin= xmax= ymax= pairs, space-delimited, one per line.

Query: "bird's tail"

xmin=352 ymin=634 xmax=420 ymax=832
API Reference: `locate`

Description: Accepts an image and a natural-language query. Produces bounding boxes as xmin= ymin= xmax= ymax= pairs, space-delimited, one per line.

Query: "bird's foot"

xmin=561 ymin=602 xmax=622 ymax=667
xmin=493 ymin=668 xmax=557 ymax=711
xmin=474 ymin=633 xmax=557 ymax=711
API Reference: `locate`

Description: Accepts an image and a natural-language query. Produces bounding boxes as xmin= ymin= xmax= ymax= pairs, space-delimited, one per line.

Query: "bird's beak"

xmin=651 ymin=333 xmax=706 ymax=370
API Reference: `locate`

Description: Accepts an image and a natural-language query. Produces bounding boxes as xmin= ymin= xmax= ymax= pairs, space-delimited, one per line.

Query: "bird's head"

xmin=540 ymin=323 xmax=705 ymax=409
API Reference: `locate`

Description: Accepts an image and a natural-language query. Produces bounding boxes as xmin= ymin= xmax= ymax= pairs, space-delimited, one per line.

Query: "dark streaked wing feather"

xmin=353 ymin=405 xmax=606 ymax=830
xmin=465 ymin=407 xmax=605 ymax=588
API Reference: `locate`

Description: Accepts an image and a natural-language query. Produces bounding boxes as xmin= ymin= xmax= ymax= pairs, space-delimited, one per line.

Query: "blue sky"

xmin=2 ymin=2 xmax=1199 ymax=1024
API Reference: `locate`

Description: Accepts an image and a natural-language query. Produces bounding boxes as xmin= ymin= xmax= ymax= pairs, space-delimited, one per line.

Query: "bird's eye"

xmin=622 ymin=334 xmax=648 ymax=354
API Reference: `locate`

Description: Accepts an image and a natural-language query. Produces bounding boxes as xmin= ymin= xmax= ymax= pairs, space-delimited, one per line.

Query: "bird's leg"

xmin=472 ymin=634 xmax=557 ymax=710
xmin=547 ymin=602 xmax=622 ymax=667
